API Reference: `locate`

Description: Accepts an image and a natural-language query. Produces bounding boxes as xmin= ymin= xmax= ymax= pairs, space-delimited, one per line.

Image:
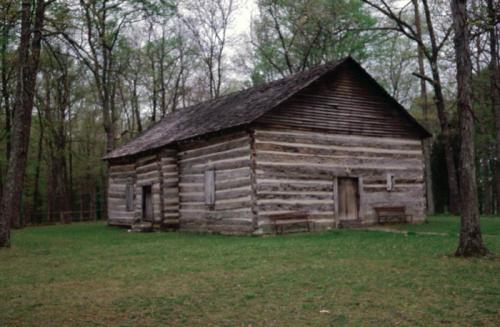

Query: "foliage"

xmin=251 ymin=0 xmax=377 ymax=82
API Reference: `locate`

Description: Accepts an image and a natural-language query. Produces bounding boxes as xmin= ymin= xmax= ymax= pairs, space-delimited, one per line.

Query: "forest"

xmin=0 ymin=0 xmax=498 ymax=255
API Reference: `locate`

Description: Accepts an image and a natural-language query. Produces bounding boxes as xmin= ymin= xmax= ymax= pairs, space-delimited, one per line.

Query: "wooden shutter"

xmin=204 ymin=169 xmax=215 ymax=206
xmin=386 ymin=174 xmax=395 ymax=191
xmin=126 ymin=182 xmax=134 ymax=211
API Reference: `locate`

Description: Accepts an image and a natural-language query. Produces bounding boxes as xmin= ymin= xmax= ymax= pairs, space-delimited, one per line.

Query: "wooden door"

xmin=142 ymin=185 xmax=153 ymax=222
xmin=338 ymin=177 xmax=359 ymax=221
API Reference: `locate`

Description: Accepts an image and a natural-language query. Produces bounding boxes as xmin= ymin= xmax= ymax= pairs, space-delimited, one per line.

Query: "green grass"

xmin=1 ymin=216 xmax=499 ymax=326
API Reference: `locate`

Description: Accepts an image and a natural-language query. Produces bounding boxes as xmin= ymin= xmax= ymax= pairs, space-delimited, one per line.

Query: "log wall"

xmin=177 ymin=132 xmax=254 ymax=234
xmin=160 ymin=149 xmax=180 ymax=226
xmin=257 ymin=64 xmax=423 ymax=139
xmin=107 ymin=162 xmax=136 ymax=226
xmin=252 ymin=128 xmax=426 ymax=233
xmin=107 ymin=148 xmax=179 ymax=227
xmin=134 ymin=154 xmax=161 ymax=223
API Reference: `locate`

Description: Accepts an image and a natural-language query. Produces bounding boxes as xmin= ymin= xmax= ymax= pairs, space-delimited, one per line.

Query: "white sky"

xmin=231 ymin=0 xmax=258 ymax=37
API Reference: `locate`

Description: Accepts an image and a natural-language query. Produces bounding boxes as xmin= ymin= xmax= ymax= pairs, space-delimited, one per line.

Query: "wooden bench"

xmin=269 ymin=211 xmax=311 ymax=234
xmin=374 ymin=206 xmax=411 ymax=224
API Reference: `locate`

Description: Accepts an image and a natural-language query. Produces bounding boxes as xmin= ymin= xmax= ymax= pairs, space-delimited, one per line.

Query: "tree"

xmin=451 ymin=0 xmax=490 ymax=257
xmin=181 ymin=0 xmax=235 ymax=99
xmin=252 ymin=0 xmax=376 ymax=80
xmin=0 ymin=0 xmax=48 ymax=247
xmin=37 ymin=48 xmax=74 ymax=222
xmin=486 ymin=0 xmax=500 ymax=213
xmin=412 ymin=0 xmax=434 ymax=215
xmin=0 ymin=1 xmax=16 ymax=165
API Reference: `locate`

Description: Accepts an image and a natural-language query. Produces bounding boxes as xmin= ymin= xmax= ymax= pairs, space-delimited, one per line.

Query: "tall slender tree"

xmin=0 ymin=0 xmax=48 ymax=247
xmin=412 ymin=0 xmax=434 ymax=215
xmin=451 ymin=0 xmax=490 ymax=256
xmin=486 ymin=0 xmax=500 ymax=213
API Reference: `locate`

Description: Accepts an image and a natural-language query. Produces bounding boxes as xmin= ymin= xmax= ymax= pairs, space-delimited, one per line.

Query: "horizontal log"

xmin=178 ymin=145 xmax=250 ymax=165
xmin=256 ymin=122 xmax=420 ymax=139
xmin=136 ymin=161 xmax=158 ymax=172
xmin=180 ymin=158 xmax=251 ymax=174
xmin=257 ymin=192 xmax=332 ymax=201
xmin=363 ymin=190 xmax=426 ymax=203
xmin=180 ymin=211 xmax=254 ymax=221
xmin=260 ymin=115 xmax=417 ymax=134
xmin=364 ymin=184 xmax=424 ymax=193
xmin=256 ymin=163 xmax=423 ymax=178
xmin=136 ymin=178 xmax=160 ymax=186
xmin=180 ymin=187 xmax=251 ymax=202
xmin=135 ymin=154 xmax=157 ymax=166
xmin=180 ymin=177 xmax=250 ymax=193
xmin=256 ymin=182 xmax=333 ymax=193
xmin=178 ymin=135 xmax=250 ymax=158
xmin=161 ymin=172 xmax=178 ymax=179
xmin=254 ymin=142 xmax=423 ymax=160
xmin=255 ymin=140 xmax=422 ymax=157
xmin=254 ymin=129 xmax=422 ymax=148
xmin=256 ymin=151 xmax=423 ymax=168
xmin=161 ymin=166 xmax=178 ymax=174
xmin=257 ymin=203 xmax=334 ymax=212
xmin=257 ymin=199 xmax=333 ymax=205
xmin=137 ymin=171 xmax=160 ymax=181
xmin=180 ymin=167 xmax=251 ymax=183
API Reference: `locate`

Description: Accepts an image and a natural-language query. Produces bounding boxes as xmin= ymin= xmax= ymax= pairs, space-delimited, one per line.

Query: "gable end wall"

xmin=257 ymin=64 xmax=423 ymax=139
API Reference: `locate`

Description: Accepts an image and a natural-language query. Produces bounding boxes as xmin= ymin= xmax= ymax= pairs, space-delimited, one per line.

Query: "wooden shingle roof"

xmin=104 ymin=57 xmax=429 ymax=160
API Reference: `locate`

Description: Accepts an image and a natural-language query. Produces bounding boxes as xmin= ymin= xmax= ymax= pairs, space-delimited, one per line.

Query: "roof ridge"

xmin=103 ymin=57 xmax=354 ymax=160
xmin=161 ymin=60 xmax=342 ymax=118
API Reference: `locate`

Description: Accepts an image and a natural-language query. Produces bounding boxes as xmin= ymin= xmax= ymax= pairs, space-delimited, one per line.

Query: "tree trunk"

xmin=413 ymin=0 xmax=434 ymax=215
xmin=1 ymin=19 xmax=11 ymax=162
xmin=487 ymin=0 xmax=500 ymax=214
xmin=32 ymin=108 xmax=44 ymax=224
xmin=481 ymin=158 xmax=493 ymax=215
xmin=421 ymin=0 xmax=460 ymax=215
xmin=0 ymin=0 xmax=46 ymax=247
xmin=451 ymin=0 xmax=490 ymax=257
xmin=430 ymin=65 xmax=460 ymax=214
xmin=132 ymin=77 xmax=142 ymax=133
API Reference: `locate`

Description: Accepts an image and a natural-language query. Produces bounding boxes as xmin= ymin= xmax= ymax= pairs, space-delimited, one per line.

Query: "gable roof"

xmin=104 ymin=57 xmax=429 ymax=160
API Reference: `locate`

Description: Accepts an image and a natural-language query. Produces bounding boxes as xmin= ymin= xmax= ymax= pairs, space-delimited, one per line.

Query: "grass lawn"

xmin=1 ymin=216 xmax=499 ymax=326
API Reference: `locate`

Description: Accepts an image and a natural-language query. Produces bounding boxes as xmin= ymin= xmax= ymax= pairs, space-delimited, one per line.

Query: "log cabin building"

xmin=103 ymin=57 xmax=430 ymax=234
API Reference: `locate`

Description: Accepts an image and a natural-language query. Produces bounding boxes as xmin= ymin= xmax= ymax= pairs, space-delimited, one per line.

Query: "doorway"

xmin=338 ymin=177 xmax=359 ymax=221
xmin=142 ymin=185 xmax=153 ymax=222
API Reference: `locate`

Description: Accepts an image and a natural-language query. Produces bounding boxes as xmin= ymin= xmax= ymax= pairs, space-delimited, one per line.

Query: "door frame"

xmin=334 ymin=175 xmax=363 ymax=227
xmin=142 ymin=184 xmax=153 ymax=222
